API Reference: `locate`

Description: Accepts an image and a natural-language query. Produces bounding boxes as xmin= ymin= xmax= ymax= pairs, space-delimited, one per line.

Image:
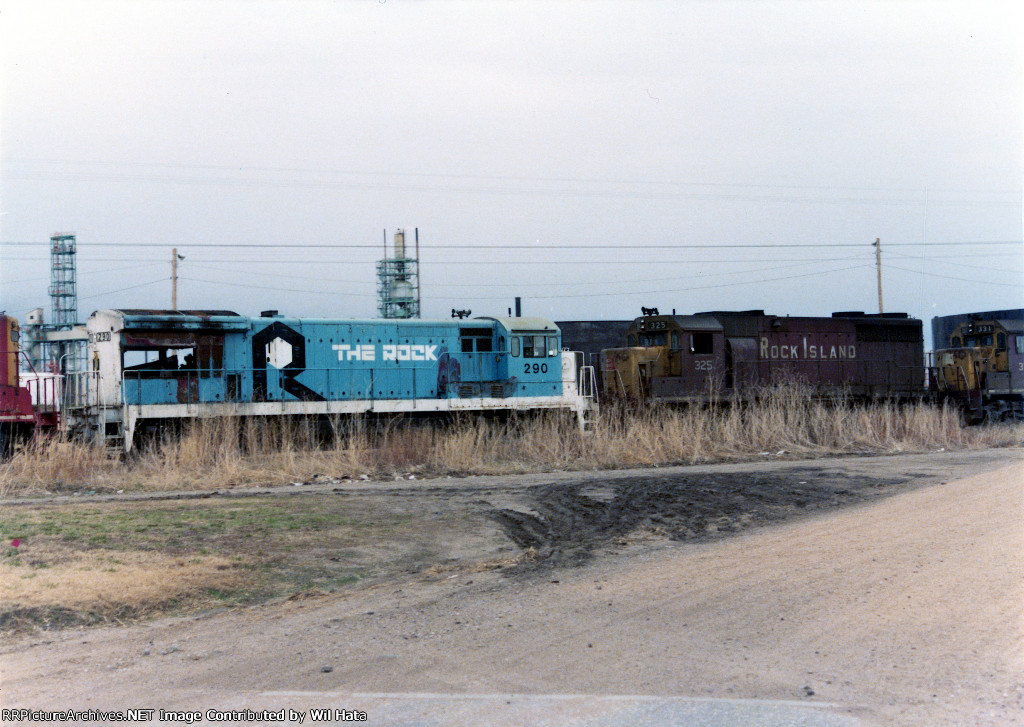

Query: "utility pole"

xmin=171 ymin=248 xmax=184 ymax=310
xmin=872 ymin=238 xmax=883 ymax=314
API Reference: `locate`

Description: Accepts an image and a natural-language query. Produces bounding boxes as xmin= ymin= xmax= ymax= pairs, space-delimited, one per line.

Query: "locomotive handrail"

xmin=117 ymin=361 xmax=575 ymax=406
xmin=14 ymin=350 xmax=62 ymax=415
xmin=578 ymin=364 xmax=598 ymax=403
xmin=62 ymin=370 xmax=100 ymax=410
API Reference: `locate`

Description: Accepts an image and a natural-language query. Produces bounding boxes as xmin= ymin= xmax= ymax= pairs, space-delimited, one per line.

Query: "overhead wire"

xmin=884 ymin=264 xmax=1022 ymax=288
xmin=184 ymin=254 xmax=866 ymax=290
xmin=4 ymin=251 xmax=1024 ymax=265
xmin=183 ymin=264 xmax=874 ymax=301
xmin=2 ymin=261 xmax=169 ymax=287
xmin=4 ymin=239 xmax=1022 ymax=249
xmin=9 ymin=156 xmax=1018 ymax=196
xmin=78 ymin=278 xmax=169 ymax=301
xmin=6 ymin=159 xmax=1019 ymax=206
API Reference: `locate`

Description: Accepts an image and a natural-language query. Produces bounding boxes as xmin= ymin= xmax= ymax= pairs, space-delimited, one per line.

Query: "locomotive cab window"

xmin=123 ymin=347 xmax=196 ymax=377
xmin=691 ymin=331 xmax=714 ymax=354
xmin=511 ymin=337 xmax=521 ymax=357
xmin=997 ymin=333 xmax=1006 ymax=350
xmin=460 ymin=327 xmax=493 ymax=353
xmin=523 ymin=334 xmax=547 ymax=358
xmin=639 ymin=333 xmax=667 ymax=347
xmin=671 ymin=333 xmax=680 ymax=350
xmin=951 ymin=336 xmax=961 ymax=347
xmin=1016 ymin=336 xmax=1024 ymax=354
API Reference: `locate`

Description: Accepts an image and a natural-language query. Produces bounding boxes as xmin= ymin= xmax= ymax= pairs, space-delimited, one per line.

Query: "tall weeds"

xmin=1 ymin=386 xmax=1020 ymax=495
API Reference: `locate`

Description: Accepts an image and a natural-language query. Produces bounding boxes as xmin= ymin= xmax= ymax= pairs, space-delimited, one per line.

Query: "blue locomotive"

xmin=64 ymin=310 xmax=596 ymax=452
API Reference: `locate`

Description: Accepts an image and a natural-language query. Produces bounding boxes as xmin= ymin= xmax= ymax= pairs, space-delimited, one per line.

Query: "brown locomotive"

xmin=601 ymin=310 xmax=925 ymax=403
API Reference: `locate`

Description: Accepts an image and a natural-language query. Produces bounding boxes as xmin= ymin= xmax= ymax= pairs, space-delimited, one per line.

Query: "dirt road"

xmin=2 ymin=449 xmax=1022 ymax=726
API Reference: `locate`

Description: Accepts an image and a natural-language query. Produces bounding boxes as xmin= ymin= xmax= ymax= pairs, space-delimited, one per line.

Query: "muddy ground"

xmin=488 ymin=466 xmax=906 ymax=568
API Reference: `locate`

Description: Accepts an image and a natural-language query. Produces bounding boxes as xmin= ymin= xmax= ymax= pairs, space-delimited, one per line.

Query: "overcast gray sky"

xmin=2 ymin=0 xmax=1021 ymax=334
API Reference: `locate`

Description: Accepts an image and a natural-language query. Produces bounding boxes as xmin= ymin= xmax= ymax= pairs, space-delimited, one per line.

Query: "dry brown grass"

xmin=1 ymin=543 xmax=244 ymax=611
xmin=1 ymin=388 xmax=1020 ymax=495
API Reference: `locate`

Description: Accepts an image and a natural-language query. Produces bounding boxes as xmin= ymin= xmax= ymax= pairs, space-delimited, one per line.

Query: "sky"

xmin=1 ymin=0 xmax=1021 ymax=341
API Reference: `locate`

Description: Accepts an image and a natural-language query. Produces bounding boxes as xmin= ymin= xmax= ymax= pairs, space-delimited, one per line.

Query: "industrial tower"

xmin=24 ymin=233 xmax=86 ymax=376
xmin=49 ymin=234 xmax=79 ymax=328
xmin=376 ymin=228 xmax=420 ymax=319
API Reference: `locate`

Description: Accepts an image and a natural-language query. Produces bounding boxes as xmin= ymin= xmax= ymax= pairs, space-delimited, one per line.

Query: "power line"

xmin=78 ymin=278 xmax=169 ymax=301
xmin=178 ymin=276 xmax=375 ymax=298
xmin=4 ymin=240 xmax=1022 ymax=249
xmin=885 ymin=265 xmax=1022 ymax=288
xmin=4 ymin=261 xmax=167 ymax=287
xmin=9 ymin=157 xmax=1019 ymax=195
xmin=7 ymin=158 xmax=1020 ymax=205
xmin=185 ymin=256 xmax=865 ymax=290
xmin=176 ymin=264 xmax=872 ymax=302
xmin=5 ymin=252 xmax=1023 ymax=265
xmin=888 ymin=251 xmax=1023 ymax=273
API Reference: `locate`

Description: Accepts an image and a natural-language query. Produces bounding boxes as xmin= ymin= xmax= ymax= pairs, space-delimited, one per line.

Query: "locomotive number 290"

xmin=525 ymin=363 xmax=548 ymax=374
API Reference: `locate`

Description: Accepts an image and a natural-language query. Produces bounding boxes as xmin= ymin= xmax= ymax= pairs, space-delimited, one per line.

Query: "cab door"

xmin=676 ymin=330 xmax=726 ymax=396
xmin=510 ymin=332 xmax=560 ymax=397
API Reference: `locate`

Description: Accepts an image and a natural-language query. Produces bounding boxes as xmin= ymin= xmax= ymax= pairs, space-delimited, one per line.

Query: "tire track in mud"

xmin=489 ymin=468 xmax=908 ymax=568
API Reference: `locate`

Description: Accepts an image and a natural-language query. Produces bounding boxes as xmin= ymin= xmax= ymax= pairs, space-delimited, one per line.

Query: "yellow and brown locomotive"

xmin=601 ymin=309 xmax=925 ymax=403
xmin=930 ymin=318 xmax=1024 ymax=422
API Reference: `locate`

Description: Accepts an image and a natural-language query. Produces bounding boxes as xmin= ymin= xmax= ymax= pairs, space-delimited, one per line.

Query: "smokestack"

xmin=394 ymin=229 xmax=406 ymax=259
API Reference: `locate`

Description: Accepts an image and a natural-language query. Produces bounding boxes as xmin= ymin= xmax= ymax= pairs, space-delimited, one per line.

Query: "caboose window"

xmin=691 ymin=332 xmax=714 ymax=354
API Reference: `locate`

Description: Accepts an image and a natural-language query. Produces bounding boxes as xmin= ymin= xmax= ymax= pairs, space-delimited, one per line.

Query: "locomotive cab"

xmin=931 ymin=318 xmax=1024 ymax=422
xmin=602 ymin=315 xmax=726 ymax=402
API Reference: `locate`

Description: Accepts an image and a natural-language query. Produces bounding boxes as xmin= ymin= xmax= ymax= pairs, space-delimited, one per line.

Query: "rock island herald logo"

xmin=332 ymin=344 xmax=438 ymax=362
xmin=759 ymin=336 xmax=856 ymax=360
